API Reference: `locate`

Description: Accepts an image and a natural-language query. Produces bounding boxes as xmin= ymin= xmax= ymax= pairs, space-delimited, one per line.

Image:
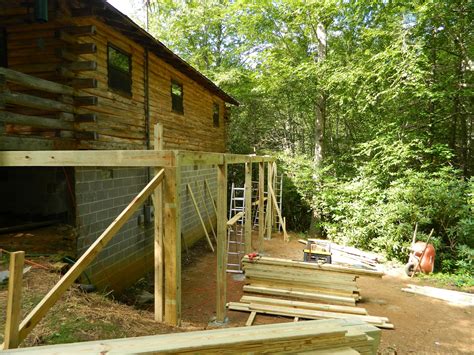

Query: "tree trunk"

xmin=309 ymin=22 xmax=327 ymax=237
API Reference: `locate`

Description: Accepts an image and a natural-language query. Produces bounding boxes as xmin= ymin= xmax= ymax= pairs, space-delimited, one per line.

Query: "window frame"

xmin=107 ymin=43 xmax=132 ymax=96
xmin=212 ymin=102 xmax=220 ymax=127
xmin=170 ymin=80 xmax=184 ymax=114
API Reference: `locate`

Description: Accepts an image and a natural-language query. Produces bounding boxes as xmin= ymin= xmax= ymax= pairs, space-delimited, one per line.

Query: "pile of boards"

xmin=228 ymin=256 xmax=393 ymax=330
xmin=3 ymin=319 xmax=380 ymax=355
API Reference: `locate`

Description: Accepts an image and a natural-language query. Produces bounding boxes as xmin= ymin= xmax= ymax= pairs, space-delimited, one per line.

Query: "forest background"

xmin=125 ymin=0 xmax=473 ymax=285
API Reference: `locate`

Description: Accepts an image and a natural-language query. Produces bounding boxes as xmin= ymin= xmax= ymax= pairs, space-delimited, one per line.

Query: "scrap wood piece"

xmin=186 ymin=183 xmax=214 ymax=252
xmin=227 ymin=302 xmax=394 ymax=329
xmin=240 ymin=295 xmax=368 ymax=315
xmin=243 ymin=284 xmax=357 ymax=306
xmin=402 ymin=284 xmax=474 ymax=307
xmin=245 ymin=311 xmax=257 ymax=326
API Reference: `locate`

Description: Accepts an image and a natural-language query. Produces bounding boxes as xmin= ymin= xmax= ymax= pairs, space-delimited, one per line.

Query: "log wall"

xmin=1 ymin=0 xmax=228 ymax=152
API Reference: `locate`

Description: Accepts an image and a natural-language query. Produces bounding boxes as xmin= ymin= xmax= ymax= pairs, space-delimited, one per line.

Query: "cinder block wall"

xmin=75 ymin=165 xmax=217 ymax=291
xmin=75 ymin=167 xmax=154 ymax=291
xmin=180 ymin=165 xmax=218 ymax=246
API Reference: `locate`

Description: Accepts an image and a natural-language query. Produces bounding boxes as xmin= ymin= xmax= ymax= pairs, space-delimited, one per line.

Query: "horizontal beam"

xmin=227 ymin=211 xmax=244 ymax=226
xmin=0 ymin=150 xmax=274 ymax=168
xmin=0 ymin=112 xmax=74 ymax=131
xmin=2 ymin=92 xmax=74 ymax=113
xmin=178 ymin=151 xmax=275 ymax=166
xmin=0 ymin=67 xmax=74 ymax=96
xmin=178 ymin=151 xmax=224 ymax=166
xmin=0 ymin=150 xmax=175 ymax=167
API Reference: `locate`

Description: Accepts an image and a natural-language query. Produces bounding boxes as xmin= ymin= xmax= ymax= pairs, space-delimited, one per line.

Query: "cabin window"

xmin=107 ymin=44 xmax=132 ymax=95
xmin=213 ymin=103 xmax=220 ymax=127
xmin=171 ymin=81 xmax=184 ymax=114
xmin=0 ymin=29 xmax=7 ymax=67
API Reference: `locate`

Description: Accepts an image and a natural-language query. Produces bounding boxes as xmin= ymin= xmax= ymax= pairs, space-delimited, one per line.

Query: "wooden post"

xmin=3 ymin=251 xmax=25 ymax=350
xmin=216 ymin=163 xmax=228 ymax=323
xmin=266 ymin=161 xmax=273 ymax=240
xmin=154 ymin=123 xmax=164 ymax=322
xmin=244 ymin=160 xmax=252 ymax=253
xmin=163 ymin=154 xmax=181 ymax=326
xmin=258 ymin=162 xmax=265 ymax=252
xmin=18 ymin=170 xmax=165 ymax=343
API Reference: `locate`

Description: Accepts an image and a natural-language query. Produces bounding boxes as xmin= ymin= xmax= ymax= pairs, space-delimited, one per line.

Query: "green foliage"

xmin=137 ymin=0 xmax=473 ymax=276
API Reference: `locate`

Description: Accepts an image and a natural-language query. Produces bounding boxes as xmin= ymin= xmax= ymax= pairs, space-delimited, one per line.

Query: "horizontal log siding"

xmin=148 ymin=53 xmax=226 ymax=152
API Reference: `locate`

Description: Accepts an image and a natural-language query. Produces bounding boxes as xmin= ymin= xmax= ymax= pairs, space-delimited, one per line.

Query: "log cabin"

xmin=0 ymin=0 xmax=238 ymax=291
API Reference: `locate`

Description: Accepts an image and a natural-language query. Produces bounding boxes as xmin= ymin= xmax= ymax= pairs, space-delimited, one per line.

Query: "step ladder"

xmin=226 ymin=183 xmax=246 ymax=273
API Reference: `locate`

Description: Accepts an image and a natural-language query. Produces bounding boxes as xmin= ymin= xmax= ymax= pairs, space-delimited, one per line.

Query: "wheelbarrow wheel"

xmin=405 ymin=262 xmax=416 ymax=277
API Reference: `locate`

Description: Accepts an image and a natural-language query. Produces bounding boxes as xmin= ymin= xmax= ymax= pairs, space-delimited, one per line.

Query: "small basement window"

xmin=107 ymin=44 xmax=132 ymax=95
xmin=213 ymin=103 xmax=220 ymax=127
xmin=171 ymin=81 xmax=183 ymax=114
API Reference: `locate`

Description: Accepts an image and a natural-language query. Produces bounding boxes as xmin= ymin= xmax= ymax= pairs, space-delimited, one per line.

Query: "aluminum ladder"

xmin=226 ymin=183 xmax=246 ymax=273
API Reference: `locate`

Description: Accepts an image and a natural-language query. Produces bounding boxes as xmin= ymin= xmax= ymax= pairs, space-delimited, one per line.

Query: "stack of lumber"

xmin=242 ymin=256 xmax=383 ymax=306
xmin=236 ymin=256 xmax=392 ymax=329
xmin=3 ymin=319 xmax=380 ymax=355
xmin=228 ymin=295 xmax=394 ymax=329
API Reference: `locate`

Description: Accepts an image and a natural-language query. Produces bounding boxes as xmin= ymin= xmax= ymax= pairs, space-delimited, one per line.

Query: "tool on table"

xmin=303 ymin=239 xmax=332 ymax=264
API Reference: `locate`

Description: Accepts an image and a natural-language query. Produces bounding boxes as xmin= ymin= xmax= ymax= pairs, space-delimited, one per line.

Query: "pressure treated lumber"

xmin=153 ymin=123 xmax=164 ymax=322
xmin=2 ymin=319 xmax=379 ymax=354
xmin=227 ymin=211 xmax=244 ymax=226
xmin=243 ymin=255 xmax=384 ymax=278
xmin=17 ymin=170 xmax=165 ymax=344
xmin=243 ymin=285 xmax=357 ymax=306
xmin=244 ymin=161 xmax=252 ymax=253
xmin=187 ymin=183 xmax=214 ymax=252
xmin=163 ymin=163 xmax=181 ymax=326
xmin=216 ymin=163 xmax=228 ymax=322
xmin=227 ymin=302 xmax=394 ymax=329
xmin=258 ymin=161 xmax=265 ymax=251
xmin=240 ymin=295 xmax=368 ymax=315
xmin=3 ymin=251 xmax=24 ymax=350
xmin=266 ymin=161 xmax=273 ymax=240
xmin=268 ymin=183 xmax=288 ymax=241
xmin=0 ymin=150 xmax=175 ymax=167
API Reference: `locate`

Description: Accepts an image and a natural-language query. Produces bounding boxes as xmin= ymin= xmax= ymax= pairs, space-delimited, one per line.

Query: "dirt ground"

xmin=1 ymin=231 xmax=472 ymax=353
xmin=180 ymin=232 xmax=474 ymax=354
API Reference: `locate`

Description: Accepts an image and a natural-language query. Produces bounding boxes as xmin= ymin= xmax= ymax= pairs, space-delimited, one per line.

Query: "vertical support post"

xmin=244 ymin=159 xmax=252 ymax=253
xmin=4 ymin=251 xmax=25 ymax=350
xmin=154 ymin=123 xmax=164 ymax=322
xmin=266 ymin=161 xmax=273 ymax=240
xmin=272 ymin=162 xmax=277 ymax=229
xmin=258 ymin=162 xmax=265 ymax=252
xmin=216 ymin=162 xmax=228 ymax=323
xmin=163 ymin=152 xmax=181 ymax=326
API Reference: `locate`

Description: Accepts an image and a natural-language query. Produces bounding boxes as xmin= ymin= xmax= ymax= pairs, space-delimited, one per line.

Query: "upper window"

xmin=0 ymin=29 xmax=7 ymax=67
xmin=107 ymin=44 xmax=132 ymax=95
xmin=171 ymin=81 xmax=184 ymax=114
xmin=213 ymin=103 xmax=220 ymax=127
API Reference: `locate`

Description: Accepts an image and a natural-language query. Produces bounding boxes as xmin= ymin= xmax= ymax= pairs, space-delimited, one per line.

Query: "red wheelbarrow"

xmin=405 ymin=228 xmax=436 ymax=277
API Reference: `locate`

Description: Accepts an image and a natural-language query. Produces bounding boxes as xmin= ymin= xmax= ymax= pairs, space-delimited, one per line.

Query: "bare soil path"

xmin=181 ymin=232 xmax=474 ymax=354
